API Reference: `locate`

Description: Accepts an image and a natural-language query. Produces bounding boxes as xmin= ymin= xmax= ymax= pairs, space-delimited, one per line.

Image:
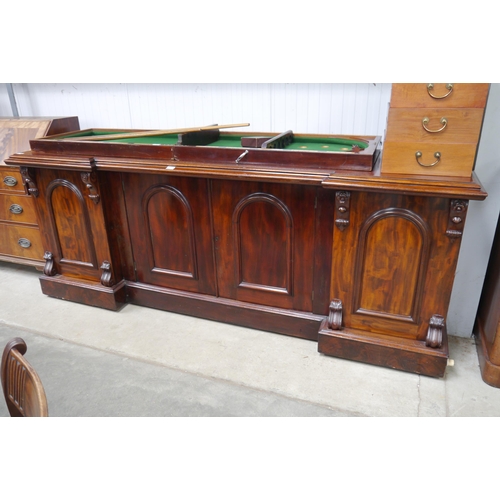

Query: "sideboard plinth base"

xmin=40 ymin=275 xmax=126 ymax=311
xmin=317 ymin=319 xmax=449 ymax=377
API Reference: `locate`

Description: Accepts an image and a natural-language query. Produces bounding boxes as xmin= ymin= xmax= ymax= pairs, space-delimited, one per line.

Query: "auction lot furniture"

xmin=0 ymin=117 xmax=79 ymax=267
xmin=5 ymin=84 xmax=490 ymax=377
xmin=475 ymin=213 xmax=500 ymax=387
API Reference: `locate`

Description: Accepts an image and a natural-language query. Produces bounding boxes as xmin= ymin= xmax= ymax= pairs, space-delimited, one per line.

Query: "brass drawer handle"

xmin=427 ymin=83 xmax=453 ymax=99
xmin=18 ymin=238 xmax=31 ymax=249
xmin=416 ymin=151 xmax=441 ymax=167
xmin=422 ymin=117 xmax=448 ymax=133
xmin=9 ymin=204 xmax=23 ymax=215
xmin=3 ymin=176 xmax=18 ymax=187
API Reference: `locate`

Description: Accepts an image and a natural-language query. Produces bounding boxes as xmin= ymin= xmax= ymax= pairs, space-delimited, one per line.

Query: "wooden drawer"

xmin=0 ymin=168 xmax=25 ymax=193
xmin=0 ymin=223 xmax=44 ymax=260
xmin=390 ymin=83 xmax=490 ymax=108
xmin=381 ymin=141 xmax=478 ymax=178
xmin=0 ymin=194 xmax=38 ymax=224
xmin=385 ymin=108 xmax=485 ymax=144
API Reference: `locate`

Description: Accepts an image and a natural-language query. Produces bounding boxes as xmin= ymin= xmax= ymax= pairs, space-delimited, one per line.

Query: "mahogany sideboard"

xmin=0 ymin=117 xmax=79 ymax=267
xmin=5 ymin=84 xmax=490 ymax=377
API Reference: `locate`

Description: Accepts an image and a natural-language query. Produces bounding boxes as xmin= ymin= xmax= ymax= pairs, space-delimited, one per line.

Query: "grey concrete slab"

xmin=1 ymin=261 xmax=500 ymax=417
xmin=0 ymin=324 xmax=359 ymax=417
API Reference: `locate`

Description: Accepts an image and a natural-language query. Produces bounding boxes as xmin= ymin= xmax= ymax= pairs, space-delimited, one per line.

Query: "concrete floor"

xmin=1 ymin=261 xmax=500 ymax=417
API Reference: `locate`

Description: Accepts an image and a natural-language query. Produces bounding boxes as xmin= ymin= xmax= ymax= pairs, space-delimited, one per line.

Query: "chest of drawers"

xmin=0 ymin=117 xmax=79 ymax=267
xmin=381 ymin=83 xmax=490 ymax=178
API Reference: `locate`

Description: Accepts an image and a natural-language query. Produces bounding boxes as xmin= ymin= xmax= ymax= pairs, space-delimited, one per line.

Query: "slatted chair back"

xmin=1 ymin=337 xmax=48 ymax=417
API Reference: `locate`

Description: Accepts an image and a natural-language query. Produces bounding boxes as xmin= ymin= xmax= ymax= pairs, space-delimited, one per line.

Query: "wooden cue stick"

xmin=65 ymin=123 xmax=250 ymax=141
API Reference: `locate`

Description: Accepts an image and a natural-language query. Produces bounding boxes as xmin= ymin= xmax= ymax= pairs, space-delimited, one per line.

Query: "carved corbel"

xmin=335 ymin=191 xmax=350 ymax=231
xmin=20 ymin=167 xmax=39 ymax=197
xmin=100 ymin=261 xmax=114 ymax=287
xmin=43 ymin=251 xmax=56 ymax=276
xmin=446 ymin=199 xmax=468 ymax=238
xmin=81 ymin=171 xmax=100 ymax=205
xmin=327 ymin=299 xmax=343 ymax=330
xmin=425 ymin=314 xmax=445 ymax=348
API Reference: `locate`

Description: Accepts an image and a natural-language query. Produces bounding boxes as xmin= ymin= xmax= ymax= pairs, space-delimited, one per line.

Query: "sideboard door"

xmin=123 ymin=173 xmax=217 ymax=295
xmin=331 ymin=191 xmax=461 ymax=341
xmin=211 ymin=180 xmax=317 ymax=311
xmin=35 ymin=168 xmax=112 ymax=282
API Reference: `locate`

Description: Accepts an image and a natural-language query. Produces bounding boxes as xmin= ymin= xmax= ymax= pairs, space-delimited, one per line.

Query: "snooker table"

xmin=5 ymin=123 xmax=487 ymax=377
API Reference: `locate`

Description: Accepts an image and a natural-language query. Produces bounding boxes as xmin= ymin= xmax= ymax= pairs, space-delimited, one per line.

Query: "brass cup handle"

xmin=415 ymin=151 xmax=441 ymax=167
xmin=427 ymin=83 xmax=453 ymax=99
xmin=422 ymin=117 xmax=448 ymax=133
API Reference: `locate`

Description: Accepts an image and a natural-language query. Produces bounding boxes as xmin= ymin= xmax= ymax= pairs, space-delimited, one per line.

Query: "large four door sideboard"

xmin=5 ymin=84 xmax=490 ymax=377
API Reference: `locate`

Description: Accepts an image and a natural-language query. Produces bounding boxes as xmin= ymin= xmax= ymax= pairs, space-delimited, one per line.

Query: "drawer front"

xmin=0 ymin=194 xmax=38 ymax=224
xmin=390 ymin=83 xmax=490 ymax=108
xmin=0 ymin=223 xmax=44 ymax=260
xmin=381 ymin=142 xmax=478 ymax=178
xmin=385 ymin=108 xmax=485 ymax=144
xmin=0 ymin=168 xmax=24 ymax=193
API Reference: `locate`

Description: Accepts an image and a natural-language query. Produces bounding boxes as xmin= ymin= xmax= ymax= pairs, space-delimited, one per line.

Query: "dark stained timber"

xmin=4 ymin=121 xmax=488 ymax=378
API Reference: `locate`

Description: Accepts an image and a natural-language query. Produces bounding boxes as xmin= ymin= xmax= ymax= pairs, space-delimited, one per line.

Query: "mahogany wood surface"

xmin=211 ymin=180 xmax=316 ymax=311
xmin=330 ymin=192 xmax=462 ymax=341
xmin=34 ymin=168 xmax=116 ymax=282
xmin=123 ymin=173 xmax=217 ymax=295
xmin=318 ymin=320 xmax=449 ymax=377
xmin=1 ymin=337 xmax=48 ymax=417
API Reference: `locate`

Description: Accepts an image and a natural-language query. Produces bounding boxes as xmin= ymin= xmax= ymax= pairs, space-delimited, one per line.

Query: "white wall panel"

xmin=0 ymin=84 xmax=14 ymax=116
xmin=9 ymin=83 xmax=392 ymax=136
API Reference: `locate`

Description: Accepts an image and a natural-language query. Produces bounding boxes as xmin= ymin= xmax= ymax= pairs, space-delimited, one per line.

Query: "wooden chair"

xmin=1 ymin=337 xmax=48 ymax=417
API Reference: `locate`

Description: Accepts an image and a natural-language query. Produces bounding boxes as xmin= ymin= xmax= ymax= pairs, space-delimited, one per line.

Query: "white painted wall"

xmin=2 ymin=83 xmax=392 ymax=136
xmin=1 ymin=82 xmax=498 ymax=338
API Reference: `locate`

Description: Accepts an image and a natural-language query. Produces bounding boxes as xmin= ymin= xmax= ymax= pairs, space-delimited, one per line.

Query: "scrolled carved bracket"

xmin=327 ymin=299 xmax=343 ymax=330
xmin=425 ymin=314 xmax=445 ymax=348
xmin=100 ymin=261 xmax=114 ymax=287
xmin=81 ymin=169 xmax=100 ymax=205
xmin=335 ymin=191 xmax=350 ymax=231
xmin=43 ymin=251 xmax=56 ymax=276
xmin=446 ymin=199 xmax=468 ymax=238
xmin=20 ymin=167 xmax=39 ymax=197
